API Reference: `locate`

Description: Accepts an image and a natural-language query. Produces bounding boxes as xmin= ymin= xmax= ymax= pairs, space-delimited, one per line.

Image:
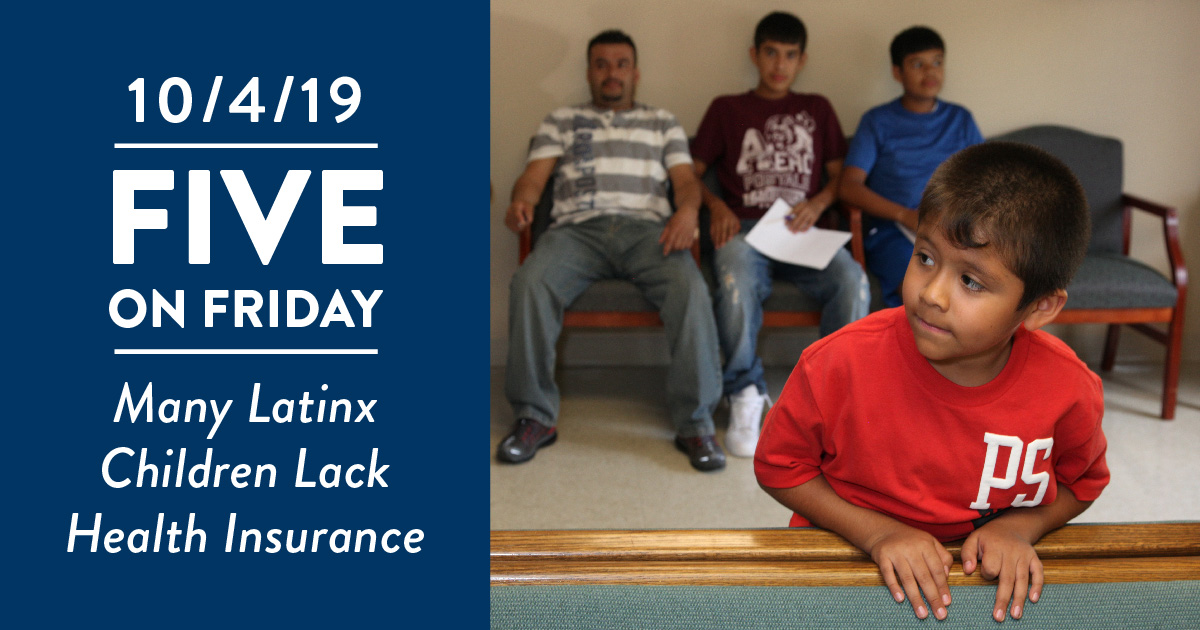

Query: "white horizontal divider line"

xmin=114 ymin=349 xmax=378 ymax=355
xmin=113 ymin=142 xmax=378 ymax=149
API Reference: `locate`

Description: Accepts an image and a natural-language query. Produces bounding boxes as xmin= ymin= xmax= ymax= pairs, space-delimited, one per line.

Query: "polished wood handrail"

xmin=493 ymin=523 xmax=1200 ymax=561
xmin=492 ymin=523 xmax=1200 ymax=586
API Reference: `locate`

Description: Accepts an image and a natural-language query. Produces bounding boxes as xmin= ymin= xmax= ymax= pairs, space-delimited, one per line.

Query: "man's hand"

xmin=866 ymin=524 xmax=954 ymax=621
xmin=896 ymin=208 xmax=920 ymax=232
xmin=659 ymin=208 xmax=698 ymax=255
xmin=505 ymin=200 xmax=534 ymax=233
xmin=961 ymin=521 xmax=1044 ymax=622
xmin=709 ymin=201 xmax=740 ymax=249
xmin=505 ymin=157 xmax=557 ymax=234
xmin=785 ymin=199 xmax=824 ymax=233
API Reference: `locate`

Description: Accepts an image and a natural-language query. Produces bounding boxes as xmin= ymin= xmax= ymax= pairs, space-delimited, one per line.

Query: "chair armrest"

xmin=843 ymin=204 xmax=867 ymax=269
xmin=1123 ymin=193 xmax=1188 ymax=290
xmin=518 ymin=225 xmax=532 ymax=265
xmin=1122 ymin=192 xmax=1174 ymax=219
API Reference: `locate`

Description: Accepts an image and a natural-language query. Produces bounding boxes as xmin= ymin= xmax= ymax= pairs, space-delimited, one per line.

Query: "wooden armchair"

xmin=992 ymin=125 xmax=1187 ymax=419
xmin=518 ymin=174 xmax=701 ymax=328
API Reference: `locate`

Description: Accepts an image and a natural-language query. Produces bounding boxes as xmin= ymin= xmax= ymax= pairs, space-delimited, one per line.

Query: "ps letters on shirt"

xmin=754 ymin=308 xmax=1109 ymax=542
xmin=971 ymin=433 xmax=1055 ymax=510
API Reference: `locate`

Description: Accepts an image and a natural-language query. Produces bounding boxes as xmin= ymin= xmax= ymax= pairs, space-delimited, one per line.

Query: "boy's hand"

xmin=709 ymin=202 xmax=740 ymax=249
xmin=961 ymin=522 xmax=1043 ymax=622
xmin=866 ymin=524 xmax=954 ymax=620
xmin=785 ymin=200 xmax=823 ymax=233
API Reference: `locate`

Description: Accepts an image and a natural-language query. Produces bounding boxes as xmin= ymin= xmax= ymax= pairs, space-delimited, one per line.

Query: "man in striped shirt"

xmin=499 ymin=30 xmax=725 ymax=472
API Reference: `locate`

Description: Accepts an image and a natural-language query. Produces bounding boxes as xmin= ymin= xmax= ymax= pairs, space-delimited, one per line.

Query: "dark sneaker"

xmin=497 ymin=418 xmax=557 ymax=463
xmin=674 ymin=435 xmax=726 ymax=472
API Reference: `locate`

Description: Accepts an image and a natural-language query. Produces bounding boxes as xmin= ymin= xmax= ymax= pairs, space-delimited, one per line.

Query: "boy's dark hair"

xmin=588 ymin=29 xmax=637 ymax=65
xmin=918 ymin=141 xmax=1090 ymax=310
xmin=754 ymin=12 xmax=807 ymax=52
xmin=890 ymin=26 xmax=944 ymax=67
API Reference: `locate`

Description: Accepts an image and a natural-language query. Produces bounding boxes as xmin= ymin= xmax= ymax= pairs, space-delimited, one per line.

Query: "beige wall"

xmin=491 ymin=0 xmax=1200 ymax=366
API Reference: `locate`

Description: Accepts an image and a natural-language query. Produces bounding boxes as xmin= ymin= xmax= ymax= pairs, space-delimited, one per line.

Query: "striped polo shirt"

xmin=527 ymin=103 xmax=693 ymax=228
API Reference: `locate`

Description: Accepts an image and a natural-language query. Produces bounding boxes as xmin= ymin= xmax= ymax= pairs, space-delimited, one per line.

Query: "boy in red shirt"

xmin=755 ymin=142 xmax=1108 ymax=623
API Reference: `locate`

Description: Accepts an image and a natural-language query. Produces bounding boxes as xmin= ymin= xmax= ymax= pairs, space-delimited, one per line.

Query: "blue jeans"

xmin=506 ymin=216 xmax=722 ymax=437
xmin=865 ymin=221 xmax=914 ymax=308
xmin=713 ymin=221 xmax=868 ymax=396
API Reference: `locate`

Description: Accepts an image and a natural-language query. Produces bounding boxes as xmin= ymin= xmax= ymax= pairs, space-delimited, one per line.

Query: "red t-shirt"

xmin=692 ymin=91 xmax=847 ymax=220
xmin=755 ymin=307 xmax=1109 ymax=542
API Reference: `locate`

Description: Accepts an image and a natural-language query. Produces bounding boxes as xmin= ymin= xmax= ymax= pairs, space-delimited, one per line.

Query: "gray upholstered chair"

xmin=991 ymin=125 xmax=1187 ymax=419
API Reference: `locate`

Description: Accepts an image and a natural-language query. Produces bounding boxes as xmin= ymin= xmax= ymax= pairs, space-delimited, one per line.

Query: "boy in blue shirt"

xmin=840 ymin=26 xmax=983 ymax=307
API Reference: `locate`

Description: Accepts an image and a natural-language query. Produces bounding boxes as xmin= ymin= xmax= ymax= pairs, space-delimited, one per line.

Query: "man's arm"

xmin=785 ymin=159 xmax=844 ymax=233
xmin=693 ymin=160 xmax=740 ymax=249
xmin=960 ymin=483 xmax=1092 ymax=622
xmin=762 ymin=476 xmax=953 ymax=621
xmin=838 ymin=165 xmax=919 ymax=232
xmin=659 ymin=163 xmax=702 ymax=255
xmin=504 ymin=157 xmax=558 ymax=233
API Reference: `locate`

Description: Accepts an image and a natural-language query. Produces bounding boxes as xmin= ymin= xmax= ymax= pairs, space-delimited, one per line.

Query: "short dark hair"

xmin=754 ymin=12 xmax=807 ymax=52
xmin=918 ymin=141 xmax=1090 ymax=310
xmin=588 ymin=29 xmax=637 ymax=65
xmin=890 ymin=26 xmax=944 ymax=67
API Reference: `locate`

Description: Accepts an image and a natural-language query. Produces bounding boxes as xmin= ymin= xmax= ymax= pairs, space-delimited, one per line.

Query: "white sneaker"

xmin=726 ymin=384 xmax=766 ymax=458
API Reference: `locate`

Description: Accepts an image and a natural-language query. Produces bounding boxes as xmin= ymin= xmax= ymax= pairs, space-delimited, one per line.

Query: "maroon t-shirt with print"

xmin=692 ymin=91 xmax=847 ymax=220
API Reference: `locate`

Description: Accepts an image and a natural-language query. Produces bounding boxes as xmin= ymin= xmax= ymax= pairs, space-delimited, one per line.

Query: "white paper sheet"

xmin=744 ymin=198 xmax=853 ymax=270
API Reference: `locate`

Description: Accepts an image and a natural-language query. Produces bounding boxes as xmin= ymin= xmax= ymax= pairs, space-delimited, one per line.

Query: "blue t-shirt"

xmin=844 ymin=98 xmax=983 ymax=210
